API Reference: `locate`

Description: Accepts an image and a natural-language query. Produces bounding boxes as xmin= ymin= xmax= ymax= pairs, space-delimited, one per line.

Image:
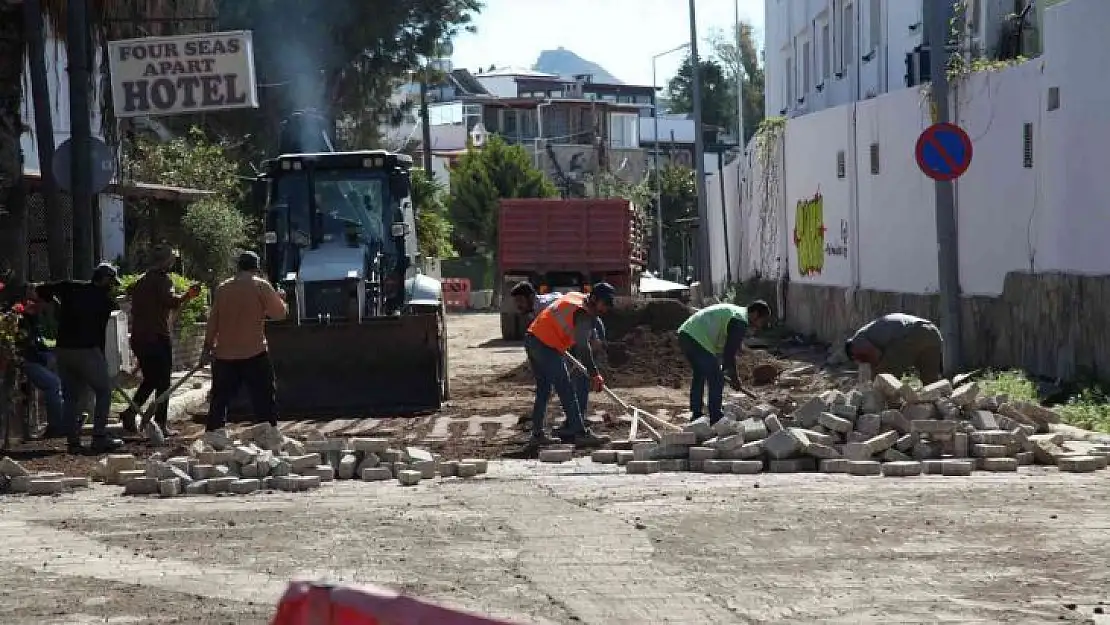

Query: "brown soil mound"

xmin=499 ymin=325 xmax=785 ymax=389
xmin=604 ymin=298 xmax=695 ymax=341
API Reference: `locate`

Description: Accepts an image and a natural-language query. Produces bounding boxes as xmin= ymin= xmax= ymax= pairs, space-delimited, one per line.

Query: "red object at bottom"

xmin=271 ymin=580 xmax=525 ymax=625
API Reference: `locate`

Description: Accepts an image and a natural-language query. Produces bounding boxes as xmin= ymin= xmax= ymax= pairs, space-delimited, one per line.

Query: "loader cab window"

xmin=270 ymin=167 xmax=392 ymax=258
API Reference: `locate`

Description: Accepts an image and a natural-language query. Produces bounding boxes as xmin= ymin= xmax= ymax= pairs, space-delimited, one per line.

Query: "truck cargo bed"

xmin=498 ymin=198 xmax=645 ymax=272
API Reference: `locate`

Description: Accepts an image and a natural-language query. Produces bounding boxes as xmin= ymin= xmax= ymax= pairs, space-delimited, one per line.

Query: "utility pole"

xmin=688 ymin=0 xmax=713 ymax=297
xmin=925 ymin=1 xmax=962 ymax=374
xmin=419 ymin=75 xmax=434 ymax=177
xmin=68 ymin=0 xmax=94 ymax=276
xmin=25 ymin=0 xmax=68 ymax=278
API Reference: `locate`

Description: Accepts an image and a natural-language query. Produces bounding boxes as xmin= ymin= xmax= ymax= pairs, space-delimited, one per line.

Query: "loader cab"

xmin=256 ymin=150 xmax=418 ymax=322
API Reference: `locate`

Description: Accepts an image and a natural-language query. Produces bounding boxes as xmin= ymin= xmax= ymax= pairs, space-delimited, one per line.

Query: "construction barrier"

xmin=271 ymin=580 xmax=523 ymax=625
xmin=441 ymin=278 xmax=471 ymax=311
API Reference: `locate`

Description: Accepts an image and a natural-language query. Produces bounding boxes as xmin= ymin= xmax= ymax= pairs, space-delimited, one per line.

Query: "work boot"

xmin=203 ymin=428 xmax=233 ymax=450
xmin=155 ymin=417 xmax=179 ymax=438
xmin=90 ymin=436 xmax=123 ymax=453
xmin=119 ymin=408 xmax=139 ymax=434
xmin=571 ymin=430 xmax=610 ymax=449
xmin=527 ymin=431 xmax=559 ymax=447
xmin=66 ymin=437 xmax=83 ymax=454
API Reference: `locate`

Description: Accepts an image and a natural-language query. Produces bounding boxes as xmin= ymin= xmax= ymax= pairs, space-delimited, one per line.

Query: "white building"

xmin=763 ymin=0 xmax=1045 ymax=118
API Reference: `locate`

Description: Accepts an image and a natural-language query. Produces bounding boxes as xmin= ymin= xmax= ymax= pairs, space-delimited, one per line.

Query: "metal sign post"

xmin=924 ymin=1 xmax=965 ymax=375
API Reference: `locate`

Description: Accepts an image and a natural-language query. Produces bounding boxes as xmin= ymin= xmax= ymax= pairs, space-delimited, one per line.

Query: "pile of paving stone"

xmin=0 ymin=456 xmax=91 ymax=495
xmin=98 ymin=424 xmax=488 ymax=496
xmin=578 ymin=374 xmax=1110 ymax=476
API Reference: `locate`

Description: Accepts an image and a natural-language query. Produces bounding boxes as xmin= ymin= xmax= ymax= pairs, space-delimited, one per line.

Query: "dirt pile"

xmin=500 ymin=325 xmax=797 ymax=389
xmin=604 ymin=298 xmax=694 ymax=341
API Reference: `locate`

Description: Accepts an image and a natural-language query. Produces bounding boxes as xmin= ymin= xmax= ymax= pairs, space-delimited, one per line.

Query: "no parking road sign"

xmin=915 ymin=122 xmax=973 ymax=182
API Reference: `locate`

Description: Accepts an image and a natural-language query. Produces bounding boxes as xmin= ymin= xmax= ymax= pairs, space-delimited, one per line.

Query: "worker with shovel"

xmin=523 ymin=283 xmax=615 ymax=448
xmin=120 ymin=244 xmax=202 ymax=439
xmin=845 ymin=313 xmax=944 ymax=384
xmin=677 ymin=300 xmax=772 ymax=425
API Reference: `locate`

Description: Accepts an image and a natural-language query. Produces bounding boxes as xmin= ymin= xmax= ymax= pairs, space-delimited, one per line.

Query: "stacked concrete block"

xmin=611 ymin=372 xmax=1103 ymax=478
xmin=109 ymin=426 xmax=490 ymax=497
xmin=0 ymin=456 xmax=92 ymax=496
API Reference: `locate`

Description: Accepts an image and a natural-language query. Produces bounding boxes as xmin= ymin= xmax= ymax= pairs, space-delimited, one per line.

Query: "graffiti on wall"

xmin=826 ymin=219 xmax=849 ymax=258
xmin=793 ymin=192 xmax=850 ymax=276
xmin=793 ymin=193 xmax=826 ymax=276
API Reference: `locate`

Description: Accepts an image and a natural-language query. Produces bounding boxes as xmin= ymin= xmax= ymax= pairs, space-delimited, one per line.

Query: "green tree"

xmin=644 ymin=164 xmax=697 ymax=265
xmin=708 ymin=22 xmax=766 ymax=143
xmin=666 ymin=55 xmax=733 ymax=132
xmin=123 ymin=127 xmax=248 ymax=281
xmin=411 ymin=169 xmax=455 ymax=258
xmin=448 ymin=135 xmax=556 ymax=256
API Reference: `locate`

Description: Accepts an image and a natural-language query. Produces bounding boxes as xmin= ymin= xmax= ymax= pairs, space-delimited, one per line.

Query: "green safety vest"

xmin=679 ymin=304 xmax=748 ymax=356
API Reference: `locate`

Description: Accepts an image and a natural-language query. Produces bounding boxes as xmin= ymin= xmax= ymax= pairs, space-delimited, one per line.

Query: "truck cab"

xmin=255 ymin=150 xmax=420 ymax=321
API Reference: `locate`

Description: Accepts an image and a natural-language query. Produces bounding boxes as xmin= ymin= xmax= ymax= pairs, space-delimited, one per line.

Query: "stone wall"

xmin=171 ymin=323 xmax=205 ymax=371
xmin=771 ymin=272 xmax=1110 ymax=383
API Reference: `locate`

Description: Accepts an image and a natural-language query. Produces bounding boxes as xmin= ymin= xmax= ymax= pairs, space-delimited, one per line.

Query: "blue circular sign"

xmin=915 ymin=122 xmax=973 ymax=182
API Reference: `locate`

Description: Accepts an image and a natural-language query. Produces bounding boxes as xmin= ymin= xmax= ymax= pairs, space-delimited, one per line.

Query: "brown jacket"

xmin=127 ymin=270 xmax=188 ymax=342
xmin=204 ymin=273 xmax=287 ymax=361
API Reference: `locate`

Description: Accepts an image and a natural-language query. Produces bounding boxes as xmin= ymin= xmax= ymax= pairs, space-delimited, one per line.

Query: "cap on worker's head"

xmin=589 ymin=282 xmax=616 ymax=306
xmin=510 ymin=281 xmax=536 ymax=298
xmin=92 ymin=262 xmax=121 ymax=286
xmin=237 ymin=250 xmax=261 ymax=272
xmin=150 ymin=242 xmax=180 ymax=266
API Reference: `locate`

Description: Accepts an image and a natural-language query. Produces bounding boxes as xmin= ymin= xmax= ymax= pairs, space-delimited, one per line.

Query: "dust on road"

xmin=1 ymin=463 xmax=1108 ymax=624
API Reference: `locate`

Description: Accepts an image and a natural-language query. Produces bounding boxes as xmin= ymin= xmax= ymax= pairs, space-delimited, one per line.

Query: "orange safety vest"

xmin=527 ymin=291 xmax=587 ymax=353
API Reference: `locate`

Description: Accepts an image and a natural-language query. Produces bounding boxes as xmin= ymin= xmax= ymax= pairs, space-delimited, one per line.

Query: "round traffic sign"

xmin=915 ymin=122 xmax=973 ymax=182
xmin=52 ymin=137 xmax=117 ymax=193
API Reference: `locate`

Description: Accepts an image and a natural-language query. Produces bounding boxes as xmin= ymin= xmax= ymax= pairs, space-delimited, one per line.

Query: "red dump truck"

xmin=497 ymin=198 xmax=646 ymax=340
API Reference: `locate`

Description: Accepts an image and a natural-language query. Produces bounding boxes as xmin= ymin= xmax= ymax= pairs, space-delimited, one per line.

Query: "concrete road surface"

xmin=1 ymin=461 xmax=1109 ymax=624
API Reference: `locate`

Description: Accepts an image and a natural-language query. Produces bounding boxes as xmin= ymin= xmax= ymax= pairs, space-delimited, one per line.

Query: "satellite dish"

xmin=470 ymin=122 xmax=487 ymax=147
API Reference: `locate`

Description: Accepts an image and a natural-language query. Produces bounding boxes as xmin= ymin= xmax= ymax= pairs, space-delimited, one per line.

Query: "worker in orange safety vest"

xmin=523 ymin=283 xmax=616 ymax=448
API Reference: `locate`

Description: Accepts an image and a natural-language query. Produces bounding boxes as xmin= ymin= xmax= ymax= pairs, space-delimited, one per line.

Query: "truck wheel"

xmin=501 ymin=310 xmax=521 ymax=339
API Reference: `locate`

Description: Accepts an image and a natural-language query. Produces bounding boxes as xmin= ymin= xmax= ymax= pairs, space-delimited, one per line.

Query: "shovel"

xmin=118 ymin=361 xmax=206 ymax=445
xmin=563 ymin=352 xmax=677 ymax=442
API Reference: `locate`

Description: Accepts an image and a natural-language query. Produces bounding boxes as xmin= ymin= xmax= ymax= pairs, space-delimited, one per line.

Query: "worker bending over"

xmin=202 ymin=251 xmax=288 ymax=451
xmin=846 ymin=313 xmax=944 ymax=384
xmin=677 ymin=301 xmax=772 ymax=424
xmin=524 ymin=283 xmax=615 ymax=448
xmin=122 ymin=243 xmax=201 ymax=438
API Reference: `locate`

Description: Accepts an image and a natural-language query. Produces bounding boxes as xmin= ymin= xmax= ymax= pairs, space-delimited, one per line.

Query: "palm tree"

xmin=0 ymin=0 xmax=215 ymax=279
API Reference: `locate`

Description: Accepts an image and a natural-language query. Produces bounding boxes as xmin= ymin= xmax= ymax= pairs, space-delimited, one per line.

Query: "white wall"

xmin=764 ymin=0 xmax=924 ymax=118
xmin=737 ymin=0 xmax=1110 ymax=299
xmin=19 ymin=31 xmax=105 ymax=174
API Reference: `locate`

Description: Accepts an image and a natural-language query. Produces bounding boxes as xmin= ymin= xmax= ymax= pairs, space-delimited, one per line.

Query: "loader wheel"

xmin=439 ymin=304 xmax=450 ymax=401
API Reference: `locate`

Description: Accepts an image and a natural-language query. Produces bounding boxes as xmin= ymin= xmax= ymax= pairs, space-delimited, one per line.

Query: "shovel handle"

xmin=137 ymin=361 xmax=206 ymax=428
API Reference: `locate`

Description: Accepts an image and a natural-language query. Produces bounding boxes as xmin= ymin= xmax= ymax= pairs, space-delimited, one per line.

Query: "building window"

xmin=785 ymin=56 xmax=794 ymax=104
xmin=609 ymin=113 xmax=639 ymax=149
xmin=802 ymin=40 xmax=812 ymax=95
xmin=502 ymin=110 xmax=518 ymax=138
xmin=821 ymin=21 xmax=831 ymax=80
xmin=869 ymin=0 xmax=881 ymax=51
xmin=843 ymin=3 xmax=854 ymax=71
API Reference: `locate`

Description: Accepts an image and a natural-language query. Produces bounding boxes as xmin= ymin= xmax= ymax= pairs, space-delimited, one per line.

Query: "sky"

xmin=450 ymin=0 xmax=765 ymax=88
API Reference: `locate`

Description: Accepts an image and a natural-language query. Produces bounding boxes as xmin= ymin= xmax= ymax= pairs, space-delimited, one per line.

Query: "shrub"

xmin=180 ymin=197 xmax=249 ymax=283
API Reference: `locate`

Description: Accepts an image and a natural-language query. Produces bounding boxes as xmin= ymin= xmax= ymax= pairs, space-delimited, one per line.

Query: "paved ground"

xmin=4 ymin=312 xmax=1110 ymax=623
xmin=2 ymin=462 xmax=1110 ymax=624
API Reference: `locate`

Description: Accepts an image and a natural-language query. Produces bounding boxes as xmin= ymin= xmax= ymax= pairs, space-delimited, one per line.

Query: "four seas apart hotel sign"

xmin=107 ymin=31 xmax=259 ymax=118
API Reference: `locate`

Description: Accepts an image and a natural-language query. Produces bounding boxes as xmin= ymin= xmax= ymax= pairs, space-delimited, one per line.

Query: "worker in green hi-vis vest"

xmin=677 ymin=300 xmax=773 ymax=424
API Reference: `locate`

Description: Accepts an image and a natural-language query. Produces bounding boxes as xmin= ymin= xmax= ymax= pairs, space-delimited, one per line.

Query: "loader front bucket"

xmin=229 ymin=313 xmax=445 ymax=419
